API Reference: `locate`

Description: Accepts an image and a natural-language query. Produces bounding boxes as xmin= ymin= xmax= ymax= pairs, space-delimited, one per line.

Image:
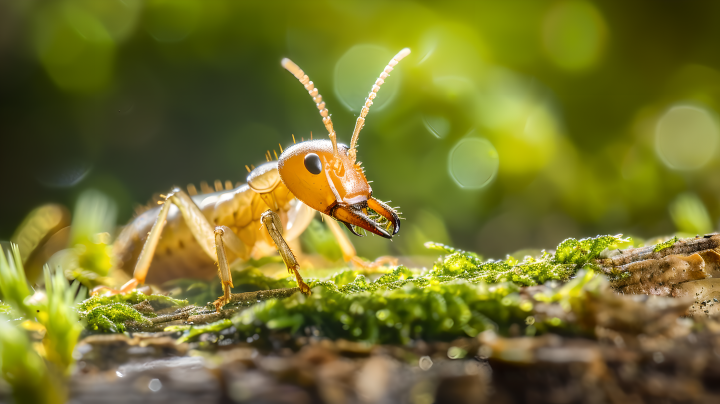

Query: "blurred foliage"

xmin=2 ymin=0 xmax=720 ymax=262
xmin=0 ymin=244 xmax=84 ymax=403
xmin=0 ymin=316 xmax=63 ymax=404
xmin=48 ymin=189 xmax=116 ymax=288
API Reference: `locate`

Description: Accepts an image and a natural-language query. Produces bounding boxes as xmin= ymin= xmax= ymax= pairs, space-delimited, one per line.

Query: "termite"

xmin=96 ymin=48 xmax=411 ymax=310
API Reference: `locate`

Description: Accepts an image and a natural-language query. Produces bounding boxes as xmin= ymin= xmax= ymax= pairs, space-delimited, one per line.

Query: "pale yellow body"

xmin=113 ymin=162 xmax=322 ymax=285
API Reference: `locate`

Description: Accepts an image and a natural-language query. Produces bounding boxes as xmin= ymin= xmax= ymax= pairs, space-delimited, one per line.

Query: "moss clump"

xmin=554 ymin=235 xmax=630 ymax=265
xmin=82 ymin=302 xmax=152 ymax=333
xmin=653 ymin=236 xmax=679 ymax=252
xmin=168 ymin=235 xmax=626 ymax=344
xmin=175 ymin=270 xmax=602 ymax=345
xmin=78 ymin=290 xmax=187 ymax=312
xmin=78 ymin=290 xmax=187 ymax=333
xmin=429 ymin=234 xmax=628 ymax=287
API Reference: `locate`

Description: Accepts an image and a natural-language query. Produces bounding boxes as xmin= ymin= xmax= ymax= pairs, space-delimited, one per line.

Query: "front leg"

xmin=261 ymin=209 xmax=311 ymax=295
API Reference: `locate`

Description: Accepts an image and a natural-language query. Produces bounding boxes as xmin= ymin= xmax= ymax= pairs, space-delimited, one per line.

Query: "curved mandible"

xmin=348 ymin=48 xmax=411 ymax=163
xmin=281 ymin=58 xmax=339 ymax=157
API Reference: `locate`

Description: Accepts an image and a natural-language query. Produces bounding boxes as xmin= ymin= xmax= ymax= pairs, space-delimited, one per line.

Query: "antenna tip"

xmin=395 ymin=48 xmax=411 ymax=60
xmin=281 ymin=58 xmax=297 ymax=70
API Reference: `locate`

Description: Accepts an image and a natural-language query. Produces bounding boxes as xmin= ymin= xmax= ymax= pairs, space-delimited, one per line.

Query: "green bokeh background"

xmin=2 ymin=0 xmax=720 ymax=259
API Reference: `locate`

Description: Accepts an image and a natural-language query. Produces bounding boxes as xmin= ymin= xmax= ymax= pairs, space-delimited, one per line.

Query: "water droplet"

xmin=448 ymin=137 xmax=499 ymax=189
xmin=148 ymin=378 xmax=162 ymax=392
xmin=419 ymin=356 xmax=433 ymax=370
xmin=655 ymin=104 xmax=719 ymax=170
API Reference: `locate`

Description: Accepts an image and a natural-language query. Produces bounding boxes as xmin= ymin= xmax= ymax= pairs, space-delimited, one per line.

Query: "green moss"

xmin=167 ymin=265 xmax=296 ymax=305
xmin=554 ymin=235 xmax=629 ymax=265
xmin=653 ymin=236 xmax=679 ymax=252
xmin=175 ymin=269 xmax=602 ymax=345
xmin=171 ymin=319 xmax=233 ymax=343
xmin=166 ymin=234 xmax=626 ymax=344
xmin=82 ymin=302 xmax=151 ymax=333
xmin=78 ymin=290 xmax=187 ymax=312
xmin=77 ymin=290 xmax=187 ymax=333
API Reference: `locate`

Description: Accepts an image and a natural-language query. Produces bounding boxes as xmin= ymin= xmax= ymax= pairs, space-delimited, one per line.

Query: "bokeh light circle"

xmin=541 ymin=0 xmax=607 ymax=71
xmin=422 ymin=114 xmax=451 ymax=139
xmin=655 ymin=104 xmax=719 ymax=170
xmin=448 ymin=137 xmax=499 ymax=189
xmin=334 ymin=45 xmax=400 ymax=114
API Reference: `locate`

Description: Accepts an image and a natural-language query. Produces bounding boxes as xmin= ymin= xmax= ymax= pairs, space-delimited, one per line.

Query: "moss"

xmin=167 ymin=265 xmax=296 ymax=305
xmin=77 ymin=290 xmax=188 ymax=333
xmin=171 ymin=319 xmax=234 ymax=343
xmin=554 ymin=235 xmax=630 ymax=266
xmin=653 ymin=236 xmax=679 ymax=252
xmin=78 ymin=290 xmax=187 ymax=312
xmin=82 ymin=302 xmax=152 ymax=333
xmin=175 ymin=269 xmax=602 ymax=345
xmin=167 ymin=235 xmax=627 ymax=344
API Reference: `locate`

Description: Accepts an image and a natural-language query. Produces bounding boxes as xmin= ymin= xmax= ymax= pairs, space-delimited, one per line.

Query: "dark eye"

xmin=304 ymin=153 xmax=322 ymax=175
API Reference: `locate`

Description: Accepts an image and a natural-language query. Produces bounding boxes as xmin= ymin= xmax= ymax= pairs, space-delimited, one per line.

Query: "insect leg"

xmin=260 ymin=209 xmax=311 ymax=295
xmin=322 ymin=213 xmax=357 ymax=262
xmin=94 ymin=188 xmax=242 ymax=300
xmin=213 ymin=225 xmax=249 ymax=311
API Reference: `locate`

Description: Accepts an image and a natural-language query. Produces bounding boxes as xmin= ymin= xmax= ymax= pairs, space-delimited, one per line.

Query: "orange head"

xmin=277 ymin=49 xmax=410 ymax=238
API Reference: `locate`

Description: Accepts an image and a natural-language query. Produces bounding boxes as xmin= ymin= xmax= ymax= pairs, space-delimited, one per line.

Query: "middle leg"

xmin=261 ymin=209 xmax=311 ymax=295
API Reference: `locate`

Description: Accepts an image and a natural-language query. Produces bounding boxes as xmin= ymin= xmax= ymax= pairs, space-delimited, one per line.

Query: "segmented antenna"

xmin=348 ymin=48 xmax=411 ymax=163
xmin=281 ymin=58 xmax=339 ymax=156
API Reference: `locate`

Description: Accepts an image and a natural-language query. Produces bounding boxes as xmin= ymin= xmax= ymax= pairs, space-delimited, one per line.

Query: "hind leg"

xmin=93 ymin=189 xmax=248 ymax=308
